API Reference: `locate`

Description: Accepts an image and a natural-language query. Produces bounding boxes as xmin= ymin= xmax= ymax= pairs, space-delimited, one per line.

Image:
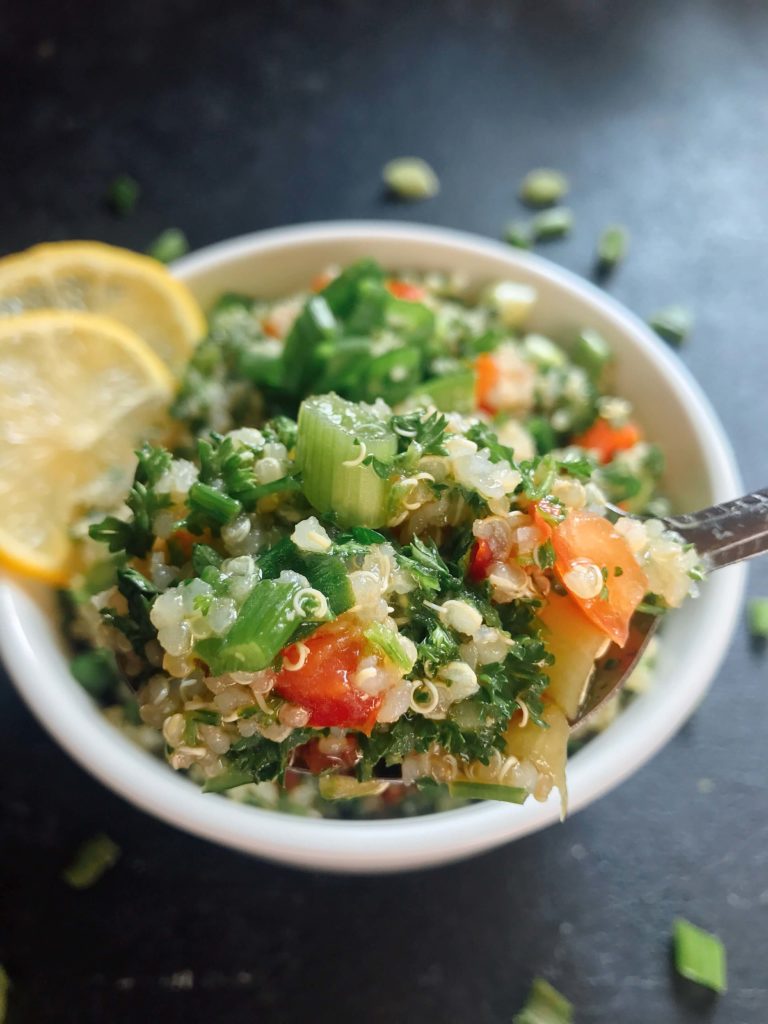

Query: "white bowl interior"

xmin=0 ymin=222 xmax=745 ymax=873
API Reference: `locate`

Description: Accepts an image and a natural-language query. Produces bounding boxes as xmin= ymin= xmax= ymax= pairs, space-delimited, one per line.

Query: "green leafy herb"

xmin=62 ymin=834 xmax=121 ymax=889
xmin=535 ymin=539 xmax=556 ymax=570
xmin=147 ymin=228 xmax=189 ymax=264
xmin=226 ymin=728 xmax=313 ymax=784
xmin=105 ymin=174 xmax=140 ymax=216
xmin=465 ymin=421 xmax=516 ymax=465
xmin=673 ymin=918 xmax=727 ymax=993
xmin=89 ymin=444 xmax=172 ymax=557
xmin=513 ymin=977 xmax=573 ymax=1023
xmin=383 ymin=157 xmax=440 ymax=200
xmin=519 ymin=168 xmax=569 ymax=207
xmin=70 ymin=649 xmax=121 ymax=700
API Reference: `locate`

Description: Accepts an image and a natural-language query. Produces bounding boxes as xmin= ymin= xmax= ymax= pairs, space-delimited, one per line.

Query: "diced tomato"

xmin=468 ymin=538 xmax=494 ymax=582
xmin=262 ymin=317 xmax=282 ymax=339
xmin=311 ymin=270 xmax=335 ymax=293
xmin=533 ymin=506 xmax=647 ymax=647
xmin=574 ymin=418 xmax=642 ymax=464
xmin=298 ymin=736 xmax=359 ymax=774
xmin=387 ymin=279 xmax=428 ymax=302
xmin=474 ymin=352 xmax=501 ymax=413
xmin=163 ymin=527 xmax=211 ymax=563
xmin=274 ymin=626 xmax=381 ymax=733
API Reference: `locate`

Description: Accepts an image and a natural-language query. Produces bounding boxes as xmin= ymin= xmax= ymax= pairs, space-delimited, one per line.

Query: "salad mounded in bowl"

xmin=61 ymin=257 xmax=701 ymax=811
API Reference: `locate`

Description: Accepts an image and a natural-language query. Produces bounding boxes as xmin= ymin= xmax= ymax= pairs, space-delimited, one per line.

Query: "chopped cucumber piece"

xmin=409 ymin=369 xmax=476 ymax=413
xmin=572 ymin=328 xmax=612 ymax=379
xmin=485 ymin=281 xmax=537 ymax=328
xmin=447 ymin=781 xmax=528 ymax=803
xmin=281 ymin=296 xmax=338 ymax=395
xmin=297 ymin=393 xmax=397 ymax=528
xmin=302 ymin=552 xmax=354 ymax=615
xmin=522 ymin=333 xmax=567 ymax=370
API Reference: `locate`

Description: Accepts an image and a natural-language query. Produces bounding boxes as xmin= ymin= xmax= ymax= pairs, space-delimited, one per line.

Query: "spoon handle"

xmin=664 ymin=488 xmax=768 ymax=569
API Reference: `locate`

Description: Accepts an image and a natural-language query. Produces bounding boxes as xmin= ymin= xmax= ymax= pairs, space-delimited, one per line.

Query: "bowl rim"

xmin=0 ymin=220 xmax=746 ymax=873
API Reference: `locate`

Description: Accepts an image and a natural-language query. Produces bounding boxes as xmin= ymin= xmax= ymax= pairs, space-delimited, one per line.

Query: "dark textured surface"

xmin=1 ymin=1 xmax=767 ymax=1021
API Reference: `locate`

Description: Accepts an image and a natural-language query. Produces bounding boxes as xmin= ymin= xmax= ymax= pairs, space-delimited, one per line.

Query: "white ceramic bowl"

xmin=0 ymin=222 xmax=746 ymax=873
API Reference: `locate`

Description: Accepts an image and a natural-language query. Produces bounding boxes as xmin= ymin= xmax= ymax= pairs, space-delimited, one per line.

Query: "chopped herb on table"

xmin=0 ymin=965 xmax=9 ymax=1024
xmin=105 ymin=174 xmax=140 ymax=216
xmin=62 ymin=833 xmax=121 ymax=889
xmin=531 ymin=207 xmax=573 ymax=242
xmin=747 ymin=597 xmax=768 ymax=639
xmin=382 ymin=157 xmax=440 ymax=200
xmin=147 ymin=228 xmax=189 ymax=264
xmin=673 ymin=918 xmax=728 ymax=993
xmin=595 ymin=224 xmax=629 ymax=275
xmin=513 ymin=977 xmax=573 ymax=1023
xmin=649 ymin=306 xmax=693 ymax=346
xmin=519 ymin=168 xmax=570 ymax=207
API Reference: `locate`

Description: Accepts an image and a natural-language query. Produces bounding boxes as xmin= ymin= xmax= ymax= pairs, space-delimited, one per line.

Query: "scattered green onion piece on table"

xmin=596 ymin=224 xmax=629 ymax=274
xmin=382 ymin=157 xmax=440 ymax=201
xmin=513 ymin=977 xmax=573 ymax=1023
xmin=147 ymin=228 xmax=189 ymax=264
xmin=649 ymin=306 xmax=693 ymax=346
xmin=447 ymin=781 xmax=528 ymax=804
xmin=747 ymin=597 xmax=768 ymax=639
xmin=62 ymin=834 xmax=121 ymax=889
xmin=531 ymin=207 xmax=573 ymax=242
xmin=572 ymin=328 xmax=612 ymax=380
xmin=519 ymin=168 xmax=570 ymax=207
xmin=105 ymin=174 xmax=140 ymax=216
xmin=504 ymin=220 xmax=533 ymax=249
xmin=673 ymin=918 xmax=728 ymax=993
xmin=0 ymin=965 xmax=9 ymax=1023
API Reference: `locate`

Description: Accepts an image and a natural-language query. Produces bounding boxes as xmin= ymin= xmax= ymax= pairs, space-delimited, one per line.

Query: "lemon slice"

xmin=0 ymin=241 xmax=205 ymax=373
xmin=0 ymin=310 xmax=175 ymax=584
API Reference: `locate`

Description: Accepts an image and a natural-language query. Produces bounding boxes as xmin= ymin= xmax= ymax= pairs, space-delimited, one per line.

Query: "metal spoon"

xmin=291 ymin=488 xmax=768 ymax=783
xmin=577 ymin=487 xmax=768 ymax=726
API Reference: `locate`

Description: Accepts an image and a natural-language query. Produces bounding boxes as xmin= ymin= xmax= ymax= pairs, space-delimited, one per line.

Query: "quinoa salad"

xmin=64 ymin=259 xmax=702 ymax=815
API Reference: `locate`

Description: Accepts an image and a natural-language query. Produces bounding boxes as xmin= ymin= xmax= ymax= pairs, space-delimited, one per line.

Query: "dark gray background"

xmin=1 ymin=1 xmax=767 ymax=1020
